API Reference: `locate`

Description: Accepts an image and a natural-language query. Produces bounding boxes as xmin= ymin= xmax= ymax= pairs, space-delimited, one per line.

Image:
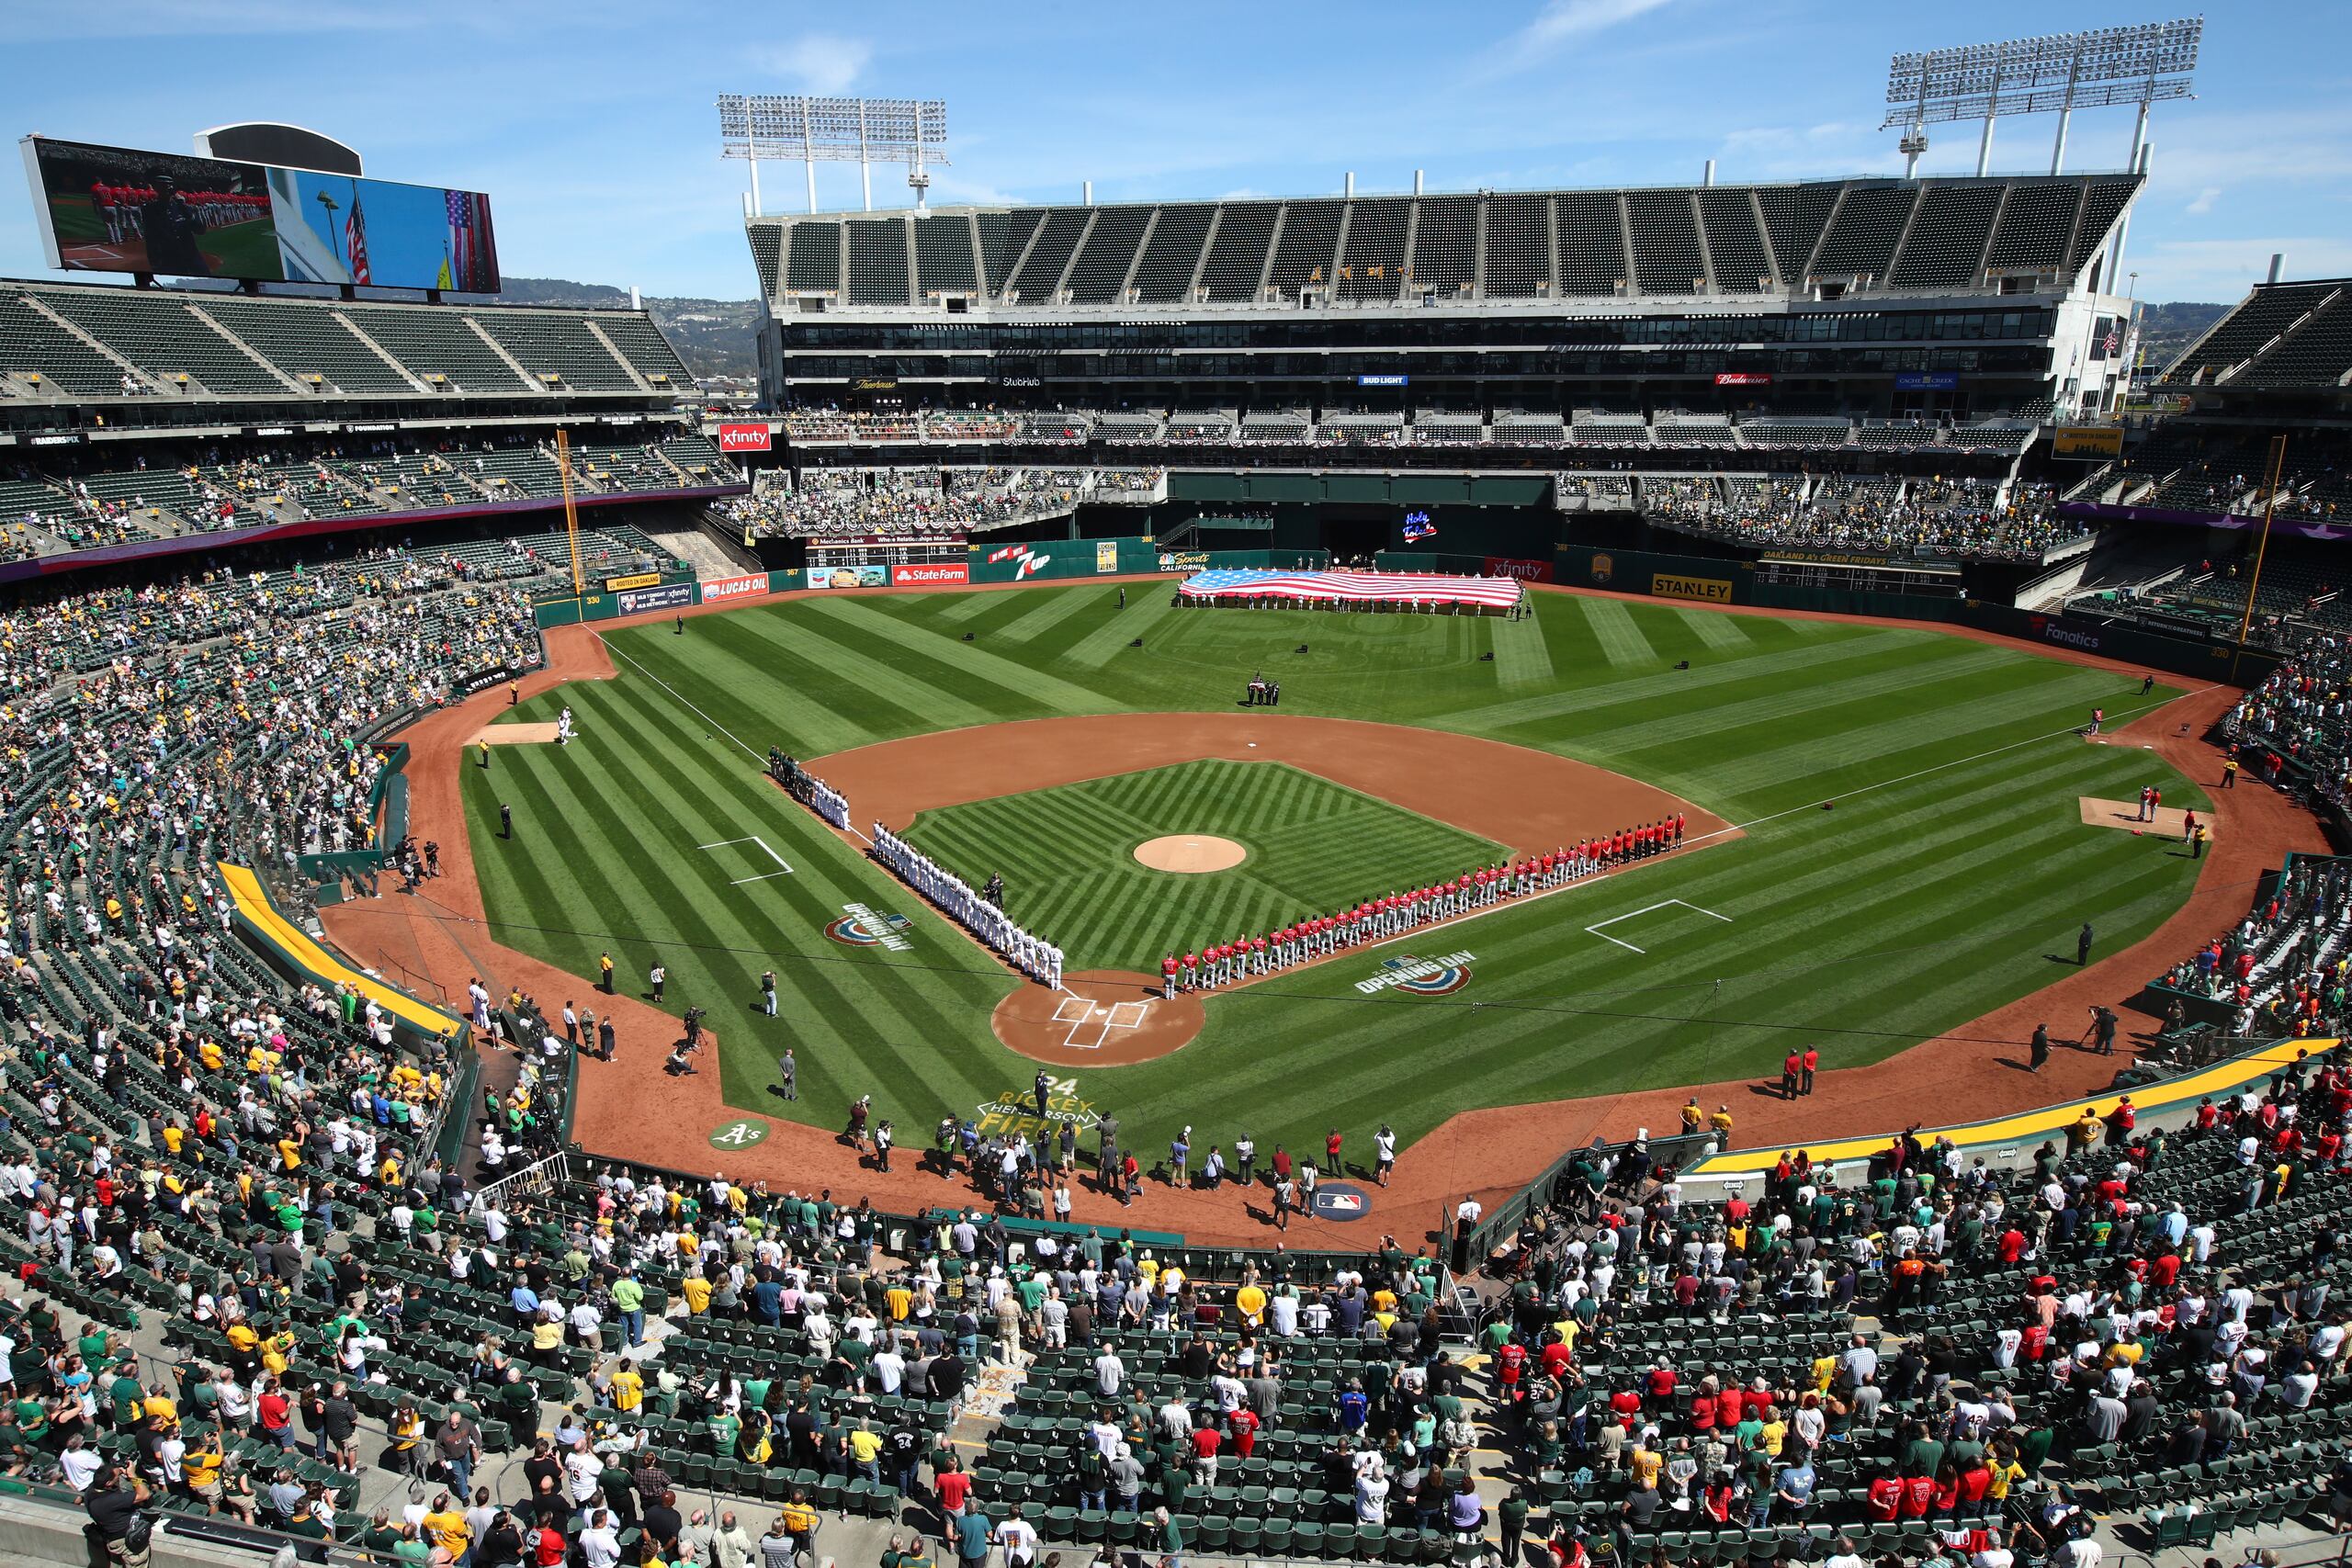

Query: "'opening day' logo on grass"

xmin=1356 ymin=951 xmax=1476 ymax=996
xmin=825 ymin=904 xmax=914 ymax=951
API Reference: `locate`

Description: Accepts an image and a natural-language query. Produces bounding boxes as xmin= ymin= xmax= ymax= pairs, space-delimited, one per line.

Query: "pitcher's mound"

xmin=1134 ymin=835 xmax=1247 ymax=873
xmin=2078 ymin=797 xmax=2210 ymax=840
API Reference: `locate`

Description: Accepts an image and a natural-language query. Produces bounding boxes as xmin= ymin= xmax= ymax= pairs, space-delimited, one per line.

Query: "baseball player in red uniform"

xmin=1181 ymin=949 xmax=1197 ymax=991
xmin=1161 ymin=952 xmax=1179 ymax=999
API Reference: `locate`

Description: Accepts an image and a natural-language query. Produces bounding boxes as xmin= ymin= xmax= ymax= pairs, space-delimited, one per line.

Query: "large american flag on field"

xmin=1180 ymin=568 xmax=1524 ymax=609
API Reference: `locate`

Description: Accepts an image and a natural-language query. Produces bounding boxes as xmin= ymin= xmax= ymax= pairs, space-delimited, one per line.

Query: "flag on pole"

xmin=345 ymin=195 xmax=370 ymax=286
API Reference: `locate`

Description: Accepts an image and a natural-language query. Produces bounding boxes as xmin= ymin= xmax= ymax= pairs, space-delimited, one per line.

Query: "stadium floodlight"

xmin=718 ymin=94 xmax=950 ymax=216
xmin=1882 ymin=18 xmax=2200 ymax=178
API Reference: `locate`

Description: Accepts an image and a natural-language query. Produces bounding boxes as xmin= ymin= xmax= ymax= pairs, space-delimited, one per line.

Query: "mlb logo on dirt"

xmin=1312 ymin=1182 xmax=1373 ymax=1221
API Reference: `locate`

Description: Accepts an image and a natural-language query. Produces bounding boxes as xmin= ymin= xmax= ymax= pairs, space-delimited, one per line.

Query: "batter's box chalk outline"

xmin=1049 ymin=997 xmax=1150 ymax=1051
xmin=1585 ymin=897 xmax=1734 ymax=954
xmin=699 ymin=834 xmax=795 ymax=885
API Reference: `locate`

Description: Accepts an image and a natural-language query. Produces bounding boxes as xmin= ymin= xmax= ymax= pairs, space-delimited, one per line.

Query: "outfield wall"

xmin=1550 ymin=543 xmax=2281 ymax=685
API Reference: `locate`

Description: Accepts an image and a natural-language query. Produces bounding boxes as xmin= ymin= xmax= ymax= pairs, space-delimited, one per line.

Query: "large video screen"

xmin=20 ymin=135 xmax=500 ymax=292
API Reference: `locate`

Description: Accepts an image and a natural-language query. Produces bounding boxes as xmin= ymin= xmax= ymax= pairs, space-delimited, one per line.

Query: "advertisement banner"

xmin=1894 ymin=372 xmax=1960 ymax=390
xmin=1713 ymin=372 xmax=1772 ymax=386
xmin=2052 ymin=425 xmax=2125 ymax=457
xmin=892 ymin=561 xmax=968 ymax=586
xmin=616 ymin=582 xmax=695 ymax=615
xmin=1651 ymin=572 xmax=1736 ymax=604
xmin=717 ymin=423 xmax=773 ymax=454
xmin=1356 ymin=374 xmax=1408 ymax=387
xmin=807 ymin=564 xmax=889 ymax=590
xmin=1158 ymin=549 xmax=1211 ymax=574
xmin=1484 ymin=556 xmax=1555 ymax=582
xmin=604 ymin=571 xmax=662 ymax=592
xmin=22 ymin=134 xmax=500 ymax=289
xmin=1094 ymin=540 xmax=1119 ymax=575
xmin=698 ymin=571 xmax=771 ymax=603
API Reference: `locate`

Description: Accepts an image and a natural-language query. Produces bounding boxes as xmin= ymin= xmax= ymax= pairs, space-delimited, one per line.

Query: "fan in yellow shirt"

xmin=609 ymin=1363 xmax=644 ymax=1414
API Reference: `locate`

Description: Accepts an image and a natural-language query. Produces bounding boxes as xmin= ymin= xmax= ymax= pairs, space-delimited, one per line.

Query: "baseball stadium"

xmin=3 ymin=13 xmax=2352 ymax=1568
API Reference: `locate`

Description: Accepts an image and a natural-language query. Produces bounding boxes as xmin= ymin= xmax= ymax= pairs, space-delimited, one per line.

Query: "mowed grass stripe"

xmin=997 ymin=583 xmax=1113 ymax=645
xmin=1578 ymin=596 xmax=1658 ymax=671
xmin=729 ymin=606 xmax=1010 ymax=730
xmin=803 ymin=594 xmax=1119 ymax=716
xmin=1672 ymin=604 xmax=1758 ymax=654
xmin=1491 ymin=613 xmax=1557 ymax=689
xmin=1455 ymin=627 xmax=1920 ymax=729
xmin=1064 ymin=596 xmax=1182 ymax=669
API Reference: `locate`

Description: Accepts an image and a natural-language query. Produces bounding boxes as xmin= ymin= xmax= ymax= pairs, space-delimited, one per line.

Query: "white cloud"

xmin=757 ymin=34 xmax=871 ymax=95
xmin=2185 ymin=186 xmax=2222 ymax=216
xmin=1466 ymin=0 xmax=1674 ymax=80
xmin=1519 ymin=0 xmax=1674 ymax=51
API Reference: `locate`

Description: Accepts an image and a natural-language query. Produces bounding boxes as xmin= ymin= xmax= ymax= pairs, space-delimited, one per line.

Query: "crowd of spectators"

xmin=719 ymin=468 xmax=1160 ymax=540
xmin=1646 ymin=477 xmax=2087 ymax=563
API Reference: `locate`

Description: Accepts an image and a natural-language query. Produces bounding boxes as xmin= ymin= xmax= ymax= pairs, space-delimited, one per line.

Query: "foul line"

xmin=1586 ymin=897 xmax=1735 ymax=953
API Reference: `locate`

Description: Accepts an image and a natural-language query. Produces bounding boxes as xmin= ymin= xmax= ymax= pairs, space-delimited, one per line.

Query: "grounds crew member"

xmin=599 ymin=952 xmax=616 ymax=993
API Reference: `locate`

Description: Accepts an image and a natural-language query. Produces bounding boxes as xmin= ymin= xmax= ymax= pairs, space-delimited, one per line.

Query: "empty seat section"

xmin=976 ymin=210 xmax=1043 ymax=299
xmin=1409 ymin=196 xmax=1477 ymax=297
xmin=748 ymin=224 xmax=783 ymax=298
xmin=594 ymin=315 xmax=689 ymax=384
xmin=913 ymin=215 xmax=978 ymax=297
xmin=1555 ymin=193 xmax=1627 ymax=297
xmin=1131 ymin=206 xmax=1214 ymax=304
xmin=471 ymin=313 xmax=637 ymax=389
xmin=2067 ymin=175 xmax=2143 ymax=277
xmin=1065 ymin=207 xmax=1152 ymax=304
xmin=784 ymin=221 xmax=842 ymax=293
xmin=1267 ymin=199 xmax=1341 ymax=296
xmin=200 ymin=299 xmax=413 ymax=394
xmin=1625 ymin=190 xmax=1704 ymax=294
xmin=2238 ymin=296 xmax=2352 ymax=389
xmin=1484 ymin=195 xmax=1550 ymax=298
xmin=1696 ymin=187 xmax=1772 ymax=292
xmin=1337 ymin=197 xmax=1409 ymax=301
xmin=1810 ymin=184 xmax=1917 ymax=278
xmin=1198 ymin=202 xmax=1278 ymax=301
xmin=1755 ymin=182 xmax=1842 ymax=280
xmin=2165 ymin=283 xmax=2340 ymax=384
xmin=341 ymin=308 xmax=529 ymax=392
xmin=1891 ymin=183 xmax=2001 ymax=288
xmin=40 ymin=289 xmax=285 ymax=394
xmin=844 ymin=218 xmax=910 ymax=305
xmin=0 ymin=295 xmax=133 ymax=395
xmin=1984 ymin=182 xmax=2084 ymax=271
xmin=1008 ymin=209 xmax=1091 ymax=302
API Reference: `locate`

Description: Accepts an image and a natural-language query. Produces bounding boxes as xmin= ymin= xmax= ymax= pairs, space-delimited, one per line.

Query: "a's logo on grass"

xmin=1312 ymin=1182 xmax=1373 ymax=1222
xmin=708 ymin=1119 xmax=771 ymax=1150
xmin=1356 ymin=951 xmax=1475 ymax=997
xmin=973 ymin=1077 xmax=1102 ymax=1142
xmin=825 ymin=904 xmax=913 ymax=951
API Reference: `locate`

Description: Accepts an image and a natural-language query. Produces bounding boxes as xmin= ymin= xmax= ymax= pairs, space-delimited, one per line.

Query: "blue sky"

xmin=3 ymin=0 xmax=2346 ymax=303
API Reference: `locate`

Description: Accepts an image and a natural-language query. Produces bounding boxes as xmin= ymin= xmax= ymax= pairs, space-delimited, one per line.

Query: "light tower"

xmin=1882 ymin=19 xmax=2200 ymax=180
xmin=717 ymin=94 xmax=950 ymax=217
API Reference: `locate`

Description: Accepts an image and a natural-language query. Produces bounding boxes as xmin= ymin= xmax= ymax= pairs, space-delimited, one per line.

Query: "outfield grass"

xmin=899 ymin=759 xmax=1503 ymax=973
xmin=463 ymin=586 xmax=2211 ymax=1165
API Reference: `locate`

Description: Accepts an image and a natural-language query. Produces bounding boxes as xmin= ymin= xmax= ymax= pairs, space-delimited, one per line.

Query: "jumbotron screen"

xmin=18 ymin=135 xmax=499 ymax=292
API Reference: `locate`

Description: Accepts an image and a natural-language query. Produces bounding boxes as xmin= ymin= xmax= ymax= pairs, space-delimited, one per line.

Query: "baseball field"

xmin=461 ymin=582 xmax=2208 ymax=1165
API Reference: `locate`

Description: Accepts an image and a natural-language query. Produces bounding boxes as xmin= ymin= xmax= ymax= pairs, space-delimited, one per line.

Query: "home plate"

xmin=2077 ymin=797 xmax=2209 ymax=839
